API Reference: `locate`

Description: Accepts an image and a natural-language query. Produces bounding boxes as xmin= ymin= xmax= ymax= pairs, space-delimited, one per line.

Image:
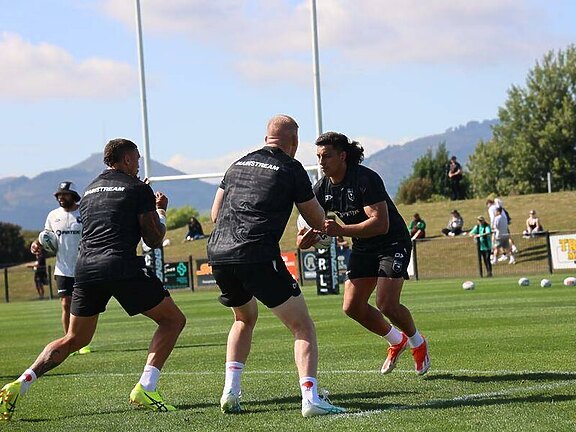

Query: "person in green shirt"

xmin=469 ymin=215 xmax=492 ymax=277
xmin=408 ymin=213 xmax=426 ymax=240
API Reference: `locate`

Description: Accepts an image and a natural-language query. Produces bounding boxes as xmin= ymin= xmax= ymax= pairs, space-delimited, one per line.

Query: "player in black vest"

xmin=298 ymin=132 xmax=430 ymax=376
xmin=208 ymin=115 xmax=345 ymax=417
xmin=0 ymin=139 xmax=186 ymax=420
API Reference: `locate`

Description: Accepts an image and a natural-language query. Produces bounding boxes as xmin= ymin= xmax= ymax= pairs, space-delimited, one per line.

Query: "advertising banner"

xmin=549 ymin=233 xmax=576 ymax=269
xmin=164 ymin=261 xmax=191 ymax=290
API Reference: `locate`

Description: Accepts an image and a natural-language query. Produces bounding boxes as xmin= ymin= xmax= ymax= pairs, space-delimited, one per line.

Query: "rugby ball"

xmin=518 ymin=277 xmax=530 ymax=287
xmin=38 ymin=230 xmax=58 ymax=254
xmin=563 ymin=276 xmax=576 ymax=287
xmin=296 ymin=215 xmax=333 ymax=248
xmin=462 ymin=280 xmax=475 ymax=290
xmin=540 ymin=279 xmax=552 ymax=288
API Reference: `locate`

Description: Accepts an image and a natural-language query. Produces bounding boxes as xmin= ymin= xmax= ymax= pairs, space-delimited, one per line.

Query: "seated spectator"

xmin=408 ymin=213 xmax=426 ymax=240
xmin=523 ymin=210 xmax=544 ymax=238
xmin=441 ymin=209 xmax=464 ymax=237
xmin=184 ymin=216 xmax=205 ymax=241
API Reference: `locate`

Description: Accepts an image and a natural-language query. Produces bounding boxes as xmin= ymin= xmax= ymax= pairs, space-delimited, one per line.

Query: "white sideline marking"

xmin=53 ymin=368 xmax=576 ymax=378
xmin=339 ymin=380 xmax=576 ymax=419
xmin=47 ymin=367 xmax=576 ymax=418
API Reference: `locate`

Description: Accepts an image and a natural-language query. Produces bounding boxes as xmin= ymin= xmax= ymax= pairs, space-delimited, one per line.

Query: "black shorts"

xmin=71 ymin=269 xmax=170 ymax=317
xmin=212 ymin=258 xmax=301 ymax=309
xmin=34 ymin=272 xmax=47 ymax=286
xmin=56 ymin=275 xmax=75 ymax=298
xmin=348 ymin=243 xmax=411 ymax=280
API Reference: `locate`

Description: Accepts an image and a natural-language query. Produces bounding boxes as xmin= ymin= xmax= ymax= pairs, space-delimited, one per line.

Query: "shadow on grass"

xmin=96 ymin=342 xmax=226 ymax=353
xmin=425 ymin=371 xmax=576 ymax=383
xmin=17 ymin=401 xmax=216 ymax=423
xmin=387 ymin=393 xmax=576 ymax=412
xmin=239 ymin=390 xmax=417 ymax=413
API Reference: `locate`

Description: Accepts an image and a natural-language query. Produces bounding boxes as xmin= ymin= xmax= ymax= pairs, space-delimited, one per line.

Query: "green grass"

xmin=1 ymin=276 xmax=575 ymax=431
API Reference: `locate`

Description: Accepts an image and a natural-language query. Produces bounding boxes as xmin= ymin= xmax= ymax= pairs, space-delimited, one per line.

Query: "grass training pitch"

xmin=0 ymin=275 xmax=575 ymax=431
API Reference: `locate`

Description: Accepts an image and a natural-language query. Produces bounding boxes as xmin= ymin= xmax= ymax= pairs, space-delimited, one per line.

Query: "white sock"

xmin=299 ymin=376 xmax=320 ymax=403
xmin=408 ymin=330 xmax=425 ymax=348
xmin=139 ymin=365 xmax=161 ymax=391
xmin=17 ymin=369 xmax=37 ymax=396
xmin=223 ymin=361 xmax=244 ymax=395
xmin=383 ymin=326 xmax=403 ymax=345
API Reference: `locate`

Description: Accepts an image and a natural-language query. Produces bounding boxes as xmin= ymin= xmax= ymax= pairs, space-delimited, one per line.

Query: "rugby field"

xmin=0 ymin=275 xmax=575 ymax=431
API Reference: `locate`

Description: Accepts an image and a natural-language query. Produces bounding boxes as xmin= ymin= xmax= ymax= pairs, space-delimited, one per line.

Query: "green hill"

xmin=3 ymin=191 xmax=575 ymax=302
xmin=160 ymin=190 xmax=576 ymax=263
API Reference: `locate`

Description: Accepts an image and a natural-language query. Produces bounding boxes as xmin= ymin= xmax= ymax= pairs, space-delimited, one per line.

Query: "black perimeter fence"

xmin=411 ymin=232 xmax=552 ymax=280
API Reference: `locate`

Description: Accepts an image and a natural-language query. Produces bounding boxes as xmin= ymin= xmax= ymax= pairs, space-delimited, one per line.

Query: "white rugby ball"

xmin=38 ymin=230 xmax=58 ymax=254
xmin=563 ymin=276 xmax=576 ymax=287
xmin=462 ymin=280 xmax=475 ymax=290
xmin=518 ymin=277 xmax=530 ymax=287
xmin=296 ymin=215 xmax=333 ymax=248
xmin=540 ymin=278 xmax=552 ymax=288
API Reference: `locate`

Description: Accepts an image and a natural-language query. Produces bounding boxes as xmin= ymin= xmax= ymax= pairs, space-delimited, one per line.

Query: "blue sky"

xmin=1 ymin=0 xmax=575 ymax=179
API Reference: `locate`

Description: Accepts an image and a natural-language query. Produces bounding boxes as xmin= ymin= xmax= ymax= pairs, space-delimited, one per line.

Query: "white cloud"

xmin=99 ymin=0 xmax=567 ymax=83
xmin=0 ymin=32 xmax=136 ymax=100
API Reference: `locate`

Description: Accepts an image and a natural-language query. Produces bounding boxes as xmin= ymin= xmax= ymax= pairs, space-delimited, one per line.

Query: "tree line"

xmin=397 ymin=45 xmax=576 ymax=204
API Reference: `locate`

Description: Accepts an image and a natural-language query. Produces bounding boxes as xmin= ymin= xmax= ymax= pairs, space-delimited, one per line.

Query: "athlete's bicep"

xmin=364 ymin=201 xmax=389 ymax=234
xmin=211 ymin=187 xmax=225 ymax=223
xmin=139 ymin=210 xmax=165 ymax=249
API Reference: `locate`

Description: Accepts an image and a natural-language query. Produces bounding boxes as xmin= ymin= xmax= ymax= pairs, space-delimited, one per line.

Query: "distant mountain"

xmin=0 ymin=154 xmax=218 ymax=230
xmin=364 ymin=119 xmax=498 ymax=197
xmin=1 ymin=119 xmax=497 ymax=229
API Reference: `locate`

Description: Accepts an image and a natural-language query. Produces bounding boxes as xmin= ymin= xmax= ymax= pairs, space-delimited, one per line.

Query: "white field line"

xmin=50 ymin=368 xmax=576 ymax=378
xmin=44 ymin=368 xmax=576 ymax=418
xmin=338 ymin=379 xmax=576 ymax=419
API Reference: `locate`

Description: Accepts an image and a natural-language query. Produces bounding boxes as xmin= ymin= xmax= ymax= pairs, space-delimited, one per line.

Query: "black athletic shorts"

xmin=212 ymin=258 xmax=302 ymax=309
xmin=56 ymin=275 xmax=75 ymax=298
xmin=71 ymin=269 xmax=170 ymax=317
xmin=34 ymin=272 xmax=47 ymax=286
xmin=347 ymin=243 xmax=411 ymax=280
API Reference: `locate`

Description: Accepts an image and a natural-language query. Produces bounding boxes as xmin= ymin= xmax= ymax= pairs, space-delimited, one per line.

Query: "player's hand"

xmin=324 ymin=219 xmax=343 ymax=237
xmin=155 ymin=192 xmax=168 ymax=210
xmin=296 ymin=227 xmax=321 ymax=249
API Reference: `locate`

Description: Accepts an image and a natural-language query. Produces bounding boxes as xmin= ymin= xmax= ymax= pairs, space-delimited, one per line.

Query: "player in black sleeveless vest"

xmin=297 ymin=132 xmax=430 ymax=376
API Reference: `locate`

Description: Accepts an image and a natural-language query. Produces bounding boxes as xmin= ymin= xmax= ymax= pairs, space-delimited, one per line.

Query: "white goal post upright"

xmin=138 ymin=1 xmax=323 ymax=185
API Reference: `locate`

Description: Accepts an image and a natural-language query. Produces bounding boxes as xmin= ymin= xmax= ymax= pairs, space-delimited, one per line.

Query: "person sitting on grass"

xmin=523 ymin=210 xmax=544 ymax=238
xmin=441 ymin=209 xmax=464 ymax=236
xmin=184 ymin=216 xmax=205 ymax=241
xmin=408 ymin=213 xmax=426 ymax=240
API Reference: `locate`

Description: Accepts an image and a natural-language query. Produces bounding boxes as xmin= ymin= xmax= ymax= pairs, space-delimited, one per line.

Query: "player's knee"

xmin=66 ymin=334 xmax=92 ymax=352
xmin=237 ymin=314 xmax=258 ymax=329
xmin=172 ymin=310 xmax=186 ymax=334
xmin=342 ymin=301 xmax=363 ymax=320
xmin=288 ymin=315 xmax=315 ymax=339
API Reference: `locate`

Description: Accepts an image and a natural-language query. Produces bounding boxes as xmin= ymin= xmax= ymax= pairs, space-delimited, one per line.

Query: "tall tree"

xmin=469 ymin=45 xmax=576 ymax=196
xmin=0 ymin=222 xmax=27 ymax=265
xmin=397 ymin=142 xmax=455 ymax=203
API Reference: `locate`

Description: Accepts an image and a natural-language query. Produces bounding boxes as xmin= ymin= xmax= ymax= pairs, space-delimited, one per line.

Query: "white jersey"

xmin=44 ymin=207 xmax=82 ymax=277
xmin=493 ymin=213 xmax=509 ymax=239
xmin=489 ymin=203 xmax=511 ymax=226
